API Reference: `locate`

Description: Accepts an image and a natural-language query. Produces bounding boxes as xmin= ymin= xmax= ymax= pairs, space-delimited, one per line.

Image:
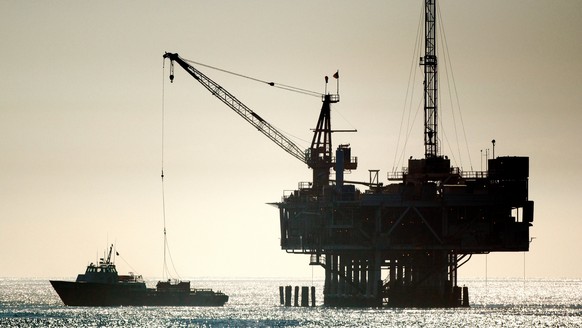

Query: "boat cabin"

xmin=74 ymin=244 xmax=144 ymax=285
xmin=76 ymin=261 xmax=119 ymax=284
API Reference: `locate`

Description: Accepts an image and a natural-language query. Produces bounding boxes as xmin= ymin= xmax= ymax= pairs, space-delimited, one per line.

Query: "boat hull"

xmin=50 ymin=280 xmax=228 ymax=306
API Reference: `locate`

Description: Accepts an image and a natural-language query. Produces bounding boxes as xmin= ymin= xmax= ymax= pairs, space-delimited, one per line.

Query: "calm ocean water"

xmin=1 ymin=277 xmax=581 ymax=327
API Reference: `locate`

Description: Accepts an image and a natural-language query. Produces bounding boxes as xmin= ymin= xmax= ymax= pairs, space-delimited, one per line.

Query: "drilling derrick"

xmin=423 ymin=0 xmax=438 ymax=159
xmin=277 ymin=0 xmax=534 ymax=307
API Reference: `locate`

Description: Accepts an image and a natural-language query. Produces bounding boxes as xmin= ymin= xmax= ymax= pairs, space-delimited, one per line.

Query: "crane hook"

xmin=169 ymin=61 xmax=175 ymax=83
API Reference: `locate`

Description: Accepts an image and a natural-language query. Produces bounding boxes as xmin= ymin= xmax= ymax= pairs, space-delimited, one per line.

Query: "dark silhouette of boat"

xmin=50 ymin=245 xmax=228 ymax=306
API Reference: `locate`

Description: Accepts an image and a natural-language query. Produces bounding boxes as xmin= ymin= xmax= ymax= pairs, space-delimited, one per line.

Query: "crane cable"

xmin=181 ymin=57 xmax=322 ymax=98
xmin=392 ymin=3 xmax=424 ymax=173
xmin=437 ymin=4 xmax=473 ymax=171
xmin=160 ymin=59 xmax=181 ymax=281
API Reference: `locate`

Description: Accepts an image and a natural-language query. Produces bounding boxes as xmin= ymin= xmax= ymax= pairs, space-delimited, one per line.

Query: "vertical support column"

xmin=301 ymin=286 xmax=309 ymax=306
xmin=279 ymin=286 xmax=284 ymax=305
xmin=347 ymin=257 xmax=358 ymax=294
xmin=453 ymin=286 xmax=462 ymax=306
xmin=397 ymin=261 xmax=403 ymax=288
xmin=339 ymin=255 xmax=346 ymax=295
xmin=446 ymin=254 xmax=453 ymax=306
xmin=366 ymin=255 xmax=372 ymax=297
xmin=285 ymin=285 xmax=292 ymax=306
xmin=361 ymin=258 xmax=368 ymax=297
xmin=405 ymin=264 xmax=413 ymax=285
xmin=353 ymin=259 xmax=360 ymax=294
xmin=452 ymin=254 xmax=458 ymax=287
xmin=311 ymin=286 xmax=316 ymax=307
xmin=324 ymin=252 xmax=331 ymax=296
xmin=372 ymin=251 xmax=381 ymax=299
xmin=279 ymin=207 xmax=286 ymax=247
xmin=389 ymin=259 xmax=396 ymax=285
xmin=437 ymin=251 xmax=448 ymax=297
xmin=462 ymin=286 xmax=470 ymax=307
xmin=331 ymin=254 xmax=339 ymax=295
xmin=448 ymin=252 xmax=458 ymax=298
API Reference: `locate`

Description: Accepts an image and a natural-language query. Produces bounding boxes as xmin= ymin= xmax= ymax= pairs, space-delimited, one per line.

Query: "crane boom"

xmin=163 ymin=52 xmax=307 ymax=164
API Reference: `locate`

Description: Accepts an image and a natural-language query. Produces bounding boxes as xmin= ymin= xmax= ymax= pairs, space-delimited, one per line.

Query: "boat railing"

xmin=460 ymin=170 xmax=488 ymax=179
xmin=118 ymin=273 xmax=144 ymax=283
xmin=387 ymin=171 xmax=405 ymax=181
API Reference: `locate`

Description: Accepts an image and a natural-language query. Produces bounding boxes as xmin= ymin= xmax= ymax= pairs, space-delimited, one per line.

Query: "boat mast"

xmin=422 ymin=0 xmax=439 ymax=158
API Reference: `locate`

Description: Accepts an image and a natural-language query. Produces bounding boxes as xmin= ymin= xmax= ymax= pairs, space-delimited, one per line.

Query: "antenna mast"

xmin=421 ymin=0 xmax=439 ymax=158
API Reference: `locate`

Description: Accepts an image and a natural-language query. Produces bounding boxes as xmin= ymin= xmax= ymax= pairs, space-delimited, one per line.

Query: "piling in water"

xmin=285 ymin=285 xmax=292 ymax=306
xmin=279 ymin=286 xmax=284 ymax=305
xmin=311 ymin=286 xmax=316 ymax=307
xmin=462 ymin=286 xmax=470 ymax=307
xmin=453 ymin=286 xmax=462 ymax=306
xmin=280 ymin=285 xmax=317 ymax=307
xmin=301 ymin=286 xmax=309 ymax=306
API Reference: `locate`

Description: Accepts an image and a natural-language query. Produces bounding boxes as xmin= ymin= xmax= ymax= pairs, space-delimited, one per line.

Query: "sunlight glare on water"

xmin=1 ymin=278 xmax=581 ymax=327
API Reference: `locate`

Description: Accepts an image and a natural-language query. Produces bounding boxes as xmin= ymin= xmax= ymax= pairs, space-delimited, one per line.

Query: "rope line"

xmin=438 ymin=3 xmax=473 ymax=170
xmin=116 ymin=251 xmax=139 ymax=276
xmin=182 ymin=57 xmax=322 ymax=98
xmin=161 ymin=58 xmax=181 ymax=281
xmin=392 ymin=2 xmax=424 ymax=172
xmin=161 ymin=59 xmax=168 ymax=280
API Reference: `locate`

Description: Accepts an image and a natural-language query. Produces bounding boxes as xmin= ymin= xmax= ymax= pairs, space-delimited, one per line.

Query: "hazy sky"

xmin=1 ymin=0 xmax=581 ymax=280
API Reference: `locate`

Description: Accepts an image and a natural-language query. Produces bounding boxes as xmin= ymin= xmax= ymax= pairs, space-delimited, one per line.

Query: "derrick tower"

xmin=423 ymin=0 xmax=438 ymax=159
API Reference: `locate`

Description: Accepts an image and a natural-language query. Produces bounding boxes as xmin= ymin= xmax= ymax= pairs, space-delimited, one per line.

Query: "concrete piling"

xmin=453 ymin=286 xmax=462 ymax=306
xmin=301 ymin=286 xmax=309 ymax=306
xmin=462 ymin=286 xmax=470 ymax=307
xmin=280 ymin=285 xmax=317 ymax=307
xmin=279 ymin=286 xmax=284 ymax=305
xmin=284 ymin=285 xmax=292 ymax=306
xmin=311 ymin=286 xmax=316 ymax=306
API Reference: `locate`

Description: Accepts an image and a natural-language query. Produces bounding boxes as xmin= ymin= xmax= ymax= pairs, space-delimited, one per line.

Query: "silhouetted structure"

xmin=276 ymin=0 xmax=533 ymax=307
xmin=50 ymin=245 xmax=228 ymax=306
xmin=164 ymin=0 xmax=534 ymax=307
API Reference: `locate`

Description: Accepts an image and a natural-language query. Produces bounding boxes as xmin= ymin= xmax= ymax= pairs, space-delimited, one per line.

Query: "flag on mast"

xmin=333 ymin=70 xmax=339 ymax=94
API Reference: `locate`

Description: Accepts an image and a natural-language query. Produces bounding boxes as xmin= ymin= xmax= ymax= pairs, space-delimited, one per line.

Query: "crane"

xmin=163 ymin=52 xmax=307 ymax=164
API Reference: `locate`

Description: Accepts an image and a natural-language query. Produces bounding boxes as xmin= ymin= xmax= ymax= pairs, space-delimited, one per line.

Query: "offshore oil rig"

xmin=164 ymin=0 xmax=534 ymax=307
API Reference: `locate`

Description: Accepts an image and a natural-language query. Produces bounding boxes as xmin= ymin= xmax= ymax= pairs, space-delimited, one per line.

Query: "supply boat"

xmin=50 ymin=244 xmax=228 ymax=306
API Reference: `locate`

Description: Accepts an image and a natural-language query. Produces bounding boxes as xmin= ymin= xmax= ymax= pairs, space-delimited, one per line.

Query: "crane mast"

xmin=163 ymin=52 xmax=307 ymax=164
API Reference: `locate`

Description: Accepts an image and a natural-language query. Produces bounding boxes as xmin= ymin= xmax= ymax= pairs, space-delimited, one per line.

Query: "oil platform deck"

xmin=278 ymin=155 xmax=533 ymax=307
